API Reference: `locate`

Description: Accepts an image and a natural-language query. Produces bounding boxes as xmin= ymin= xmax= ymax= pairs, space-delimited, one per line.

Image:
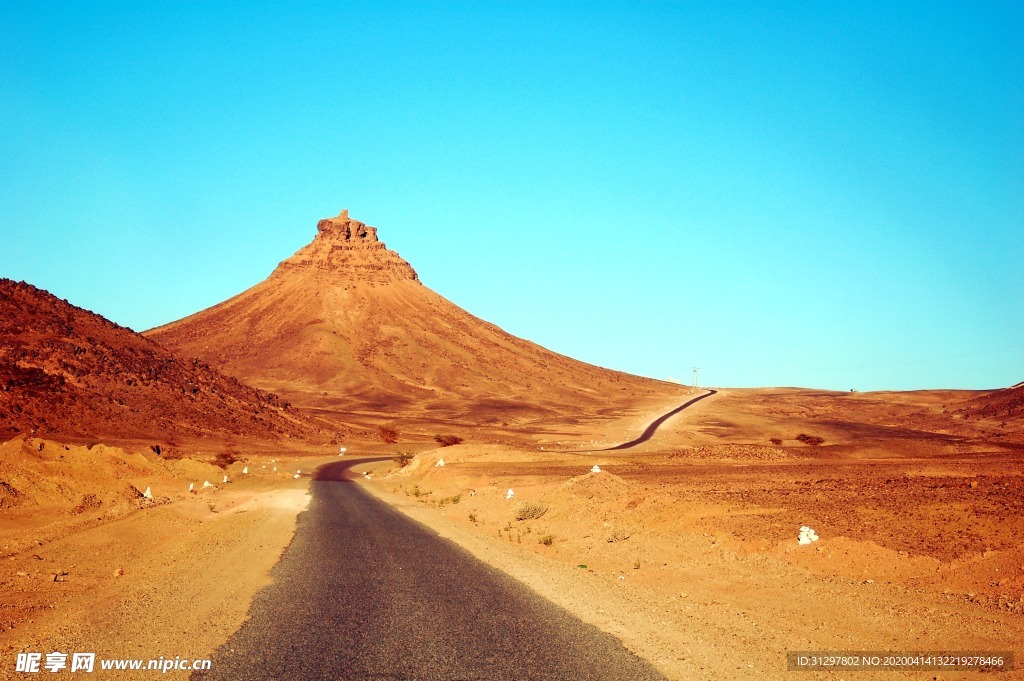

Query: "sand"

xmin=2 ymin=382 xmax=1022 ymax=679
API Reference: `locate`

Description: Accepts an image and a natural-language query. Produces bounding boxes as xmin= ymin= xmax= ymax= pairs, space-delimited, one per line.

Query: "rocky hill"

xmin=0 ymin=279 xmax=328 ymax=444
xmin=147 ymin=210 xmax=682 ymax=428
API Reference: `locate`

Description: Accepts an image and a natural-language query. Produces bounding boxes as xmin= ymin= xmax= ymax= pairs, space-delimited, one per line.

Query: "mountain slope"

xmin=146 ymin=210 xmax=681 ymax=426
xmin=0 ymin=279 xmax=327 ymax=443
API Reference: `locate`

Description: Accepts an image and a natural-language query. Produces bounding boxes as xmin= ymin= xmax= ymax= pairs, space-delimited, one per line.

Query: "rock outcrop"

xmin=277 ymin=210 xmax=418 ymax=284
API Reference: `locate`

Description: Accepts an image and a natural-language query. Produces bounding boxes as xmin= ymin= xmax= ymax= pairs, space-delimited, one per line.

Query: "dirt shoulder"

xmin=0 ymin=437 xmax=340 ymax=679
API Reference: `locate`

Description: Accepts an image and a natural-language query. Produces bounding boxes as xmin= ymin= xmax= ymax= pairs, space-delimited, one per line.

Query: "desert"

xmin=3 ymin=3 xmax=1021 ymax=679
xmin=2 ymin=210 xmax=1021 ymax=679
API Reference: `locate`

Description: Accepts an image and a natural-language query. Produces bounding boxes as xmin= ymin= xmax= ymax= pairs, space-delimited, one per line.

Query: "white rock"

xmin=242 ymin=466 xmax=249 ymax=475
xmin=273 ymin=467 xmax=277 ymax=472
xmin=436 ymin=458 xmax=445 ymax=467
xmin=365 ymin=474 xmax=372 ymax=480
xmin=223 ymin=475 xmax=229 ymax=484
xmin=143 ymin=486 xmax=153 ymax=499
xmin=339 ymin=447 xmax=347 ymax=456
xmin=798 ymin=526 xmax=820 ymax=545
xmin=293 ymin=473 xmax=300 ymax=479
xmin=505 ymin=488 xmax=515 ymax=500
xmin=591 ymin=465 xmax=602 ymax=474
xmin=202 ymin=480 xmax=213 ymax=489
xmin=188 ymin=483 xmax=194 ymax=493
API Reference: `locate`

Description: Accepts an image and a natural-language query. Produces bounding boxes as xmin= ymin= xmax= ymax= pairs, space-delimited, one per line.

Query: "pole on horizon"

xmin=691 ymin=367 xmax=699 ymax=388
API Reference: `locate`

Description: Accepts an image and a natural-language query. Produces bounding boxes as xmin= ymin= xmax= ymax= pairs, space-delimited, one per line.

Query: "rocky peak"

xmin=277 ymin=210 xmax=419 ymax=284
xmin=316 ymin=209 xmax=380 ymax=243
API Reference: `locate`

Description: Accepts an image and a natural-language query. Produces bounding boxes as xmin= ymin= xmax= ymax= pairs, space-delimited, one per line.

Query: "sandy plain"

xmin=2 ymin=386 xmax=1021 ymax=680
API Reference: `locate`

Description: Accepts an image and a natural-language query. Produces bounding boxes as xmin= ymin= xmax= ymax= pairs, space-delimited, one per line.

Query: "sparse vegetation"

xmin=607 ymin=526 xmax=632 ymax=543
xmin=468 ymin=512 xmax=478 ymax=523
xmin=212 ymin=451 xmax=237 ymax=469
xmin=770 ymin=438 xmax=783 ymax=446
xmin=72 ymin=493 xmax=102 ymax=514
xmin=514 ymin=501 xmax=548 ymax=521
xmin=378 ymin=426 xmax=399 ymax=444
xmin=538 ymin=533 xmax=555 ymax=546
xmin=394 ymin=451 xmax=414 ymax=467
xmin=408 ymin=484 xmax=430 ymax=498
xmin=795 ymin=433 xmax=825 ymax=446
xmin=433 ymin=434 xmax=463 ymax=447
xmin=437 ymin=494 xmax=462 ymax=506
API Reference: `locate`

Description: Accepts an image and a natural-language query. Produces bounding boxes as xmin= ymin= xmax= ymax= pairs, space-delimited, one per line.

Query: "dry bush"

xmin=161 ymin=448 xmax=183 ymax=460
xmin=607 ymin=526 xmax=633 ymax=543
xmin=433 ymin=434 xmax=463 ymax=447
xmin=538 ymin=534 xmax=555 ymax=546
xmin=212 ymin=451 xmax=237 ymax=469
xmin=379 ymin=426 xmax=399 ymax=444
xmin=394 ymin=451 xmax=414 ymax=467
xmin=514 ymin=501 xmax=548 ymax=521
xmin=795 ymin=433 xmax=825 ymax=446
xmin=72 ymin=493 xmax=102 ymax=514
xmin=770 ymin=438 xmax=783 ymax=446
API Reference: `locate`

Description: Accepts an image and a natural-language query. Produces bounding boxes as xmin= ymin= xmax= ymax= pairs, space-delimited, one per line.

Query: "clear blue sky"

xmin=2 ymin=2 xmax=1021 ymax=391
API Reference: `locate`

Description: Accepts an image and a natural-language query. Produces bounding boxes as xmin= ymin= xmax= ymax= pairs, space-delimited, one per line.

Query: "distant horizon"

xmin=2 ymin=259 xmax=1016 ymax=395
xmin=2 ymin=3 xmax=1020 ymax=392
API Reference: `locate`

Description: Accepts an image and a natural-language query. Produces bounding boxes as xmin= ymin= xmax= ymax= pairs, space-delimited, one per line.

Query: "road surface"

xmin=194 ymin=459 xmax=665 ymax=680
xmin=602 ymin=390 xmax=717 ymax=451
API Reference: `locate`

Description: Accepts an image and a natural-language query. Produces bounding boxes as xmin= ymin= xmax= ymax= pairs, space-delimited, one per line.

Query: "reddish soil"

xmin=0 ymin=279 xmax=331 ymax=447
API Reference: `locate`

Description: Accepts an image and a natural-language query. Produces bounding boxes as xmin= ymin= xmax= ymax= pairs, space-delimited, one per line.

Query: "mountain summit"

xmin=278 ymin=210 xmax=419 ymax=283
xmin=147 ymin=211 xmax=679 ymax=429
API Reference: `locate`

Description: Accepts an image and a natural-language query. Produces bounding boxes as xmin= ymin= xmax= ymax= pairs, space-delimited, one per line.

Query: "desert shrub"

xmin=607 ymin=526 xmax=632 ymax=543
xmin=795 ymin=433 xmax=825 ymax=446
xmin=770 ymin=438 xmax=783 ymax=446
xmin=394 ymin=451 xmax=414 ymax=467
xmin=538 ymin=534 xmax=555 ymax=546
xmin=212 ymin=451 xmax=237 ymax=469
xmin=433 ymin=434 xmax=463 ymax=447
xmin=379 ymin=426 xmax=399 ymax=444
xmin=514 ymin=501 xmax=548 ymax=521
xmin=72 ymin=493 xmax=102 ymax=514
xmin=468 ymin=512 xmax=478 ymax=523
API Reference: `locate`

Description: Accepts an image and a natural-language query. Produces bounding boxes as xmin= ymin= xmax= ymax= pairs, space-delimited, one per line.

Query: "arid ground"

xmin=3 ymin=386 xmax=1021 ymax=679
xmin=2 ymin=213 xmax=1020 ymax=679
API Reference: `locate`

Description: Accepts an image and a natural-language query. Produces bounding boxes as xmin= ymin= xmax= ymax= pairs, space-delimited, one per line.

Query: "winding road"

xmin=602 ymin=389 xmax=717 ymax=451
xmin=194 ymin=459 xmax=664 ymax=680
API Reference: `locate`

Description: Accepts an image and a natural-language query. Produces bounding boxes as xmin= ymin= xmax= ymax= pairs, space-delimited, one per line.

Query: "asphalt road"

xmin=194 ymin=459 xmax=665 ymax=681
xmin=603 ymin=390 xmax=717 ymax=451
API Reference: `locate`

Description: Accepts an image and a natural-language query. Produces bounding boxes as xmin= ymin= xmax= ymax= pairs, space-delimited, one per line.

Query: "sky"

xmin=1 ymin=1 xmax=1021 ymax=391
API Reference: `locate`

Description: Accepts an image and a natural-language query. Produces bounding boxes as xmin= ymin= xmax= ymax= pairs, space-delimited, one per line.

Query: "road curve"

xmin=194 ymin=458 xmax=665 ymax=680
xmin=602 ymin=390 xmax=717 ymax=451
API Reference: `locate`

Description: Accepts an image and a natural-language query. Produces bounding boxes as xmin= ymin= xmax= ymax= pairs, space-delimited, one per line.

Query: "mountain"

xmin=146 ymin=210 xmax=680 ymax=428
xmin=0 ymin=279 xmax=327 ymax=444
